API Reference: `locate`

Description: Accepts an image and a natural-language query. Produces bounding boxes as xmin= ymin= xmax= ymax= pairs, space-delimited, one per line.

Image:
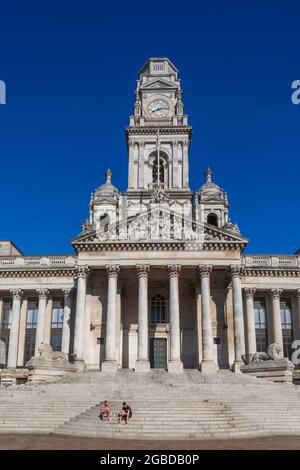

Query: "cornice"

xmin=243 ymin=268 xmax=300 ymax=277
xmin=0 ymin=268 xmax=76 ymax=278
xmin=125 ymin=127 xmax=192 ymax=136
xmin=73 ymin=240 xmax=245 ymax=252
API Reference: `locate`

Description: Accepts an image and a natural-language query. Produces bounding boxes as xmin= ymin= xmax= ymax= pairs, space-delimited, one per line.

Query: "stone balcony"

xmin=242 ymin=255 xmax=300 ymax=268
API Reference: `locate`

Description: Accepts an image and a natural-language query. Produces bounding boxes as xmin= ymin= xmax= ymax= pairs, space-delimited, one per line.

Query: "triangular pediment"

xmin=140 ymin=79 xmax=177 ymax=90
xmin=72 ymin=206 xmax=248 ymax=252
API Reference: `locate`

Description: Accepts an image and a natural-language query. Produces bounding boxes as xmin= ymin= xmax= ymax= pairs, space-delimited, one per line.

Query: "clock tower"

xmin=125 ymin=58 xmax=193 ymax=213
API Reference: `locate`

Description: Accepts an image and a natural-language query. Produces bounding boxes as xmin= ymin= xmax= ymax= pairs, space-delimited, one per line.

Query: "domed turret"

xmin=195 ymin=167 xmax=229 ymax=229
xmin=89 ymin=169 xmax=120 ymax=231
xmin=198 ymin=167 xmax=228 ymax=204
xmin=93 ymin=169 xmax=119 ymax=203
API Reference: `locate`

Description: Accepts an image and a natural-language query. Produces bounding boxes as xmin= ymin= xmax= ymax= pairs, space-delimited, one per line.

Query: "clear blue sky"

xmin=0 ymin=0 xmax=299 ymax=255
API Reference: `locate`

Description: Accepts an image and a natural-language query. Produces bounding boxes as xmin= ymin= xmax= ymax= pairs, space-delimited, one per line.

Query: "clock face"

xmin=147 ymin=99 xmax=170 ymax=118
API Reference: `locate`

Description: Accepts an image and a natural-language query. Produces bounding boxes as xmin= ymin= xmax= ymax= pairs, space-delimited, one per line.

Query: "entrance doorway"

xmin=150 ymin=338 xmax=167 ymax=369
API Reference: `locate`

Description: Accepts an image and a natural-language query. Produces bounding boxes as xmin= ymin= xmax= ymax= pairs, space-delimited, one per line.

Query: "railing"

xmin=242 ymin=255 xmax=300 ymax=268
xmin=0 ymin=255 xmax=77 ymax=268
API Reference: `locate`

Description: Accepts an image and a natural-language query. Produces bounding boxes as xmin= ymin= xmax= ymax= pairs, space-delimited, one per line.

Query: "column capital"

xmin=198 ymin=264 xmax=213 ymax=278
xmin=230 ymin=265 xmax=244 ymax=279
xmin=244 ymin=288 xmax=256 ymax=299
xmin=74 ymin=265 xmax=90 ymax=280
xmin=10 ymin=289 xmax=23 ymax=300
xmin=36 ymin=288 xmax=50 ymax=300
xmin=106 ymin=264 xmax=120 ymax=278
xmin=62 ymin=288 xmax=73 ymax=299
xmin=139 ymin=141 xmax=145 ymax=148
xmin=167 ymin=264 xmax=181 ymax=278
xmin=10 ymin=289 xmax=24 ymax=300
xmin=271 ymin=288 xmax=283 ymax=300
xmin=136 ymin=264 xmax=150 ymax=278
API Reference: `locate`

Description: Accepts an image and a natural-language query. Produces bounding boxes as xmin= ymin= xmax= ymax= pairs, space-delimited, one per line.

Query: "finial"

xmin=105 ymin=168 xmax=112 ymax=184
xmin=205 ymin=166 xmax=213 ymax=183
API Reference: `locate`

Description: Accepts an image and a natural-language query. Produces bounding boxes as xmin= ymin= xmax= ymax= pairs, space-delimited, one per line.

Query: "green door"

xmin=150 ymin=338 xmax=167 ymax=369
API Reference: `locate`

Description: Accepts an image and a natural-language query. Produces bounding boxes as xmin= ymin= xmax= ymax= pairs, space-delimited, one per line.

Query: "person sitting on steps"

xmin=118 ymin=402 xmax=132 ymax=424
xmin=99 ymin=400 xmax=111 ymax=421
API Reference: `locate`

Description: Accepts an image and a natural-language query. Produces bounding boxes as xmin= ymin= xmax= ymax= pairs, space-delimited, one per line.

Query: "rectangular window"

xmin=51 ymin=299 xmax=64 ymax=328
xmin=50 ymin=298 xmax=64 ymax=352
xmin=280 ymin=299 xmax=293 ymax=359
xmin=24 ymin=334 xmax=36 ymax=365
xmin=23 ymin=298 xmax=38 ymax=365
xmin=1 ymin=300 xmax=12 ymax=329
xmin=27 ymin=299 xmax=38 ymax=329
xmin=254 ymin=298 xmax=268 ymax=353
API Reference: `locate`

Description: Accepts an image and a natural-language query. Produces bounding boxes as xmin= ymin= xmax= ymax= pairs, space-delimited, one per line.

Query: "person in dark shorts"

xmin=118 ymin=402 xmax=132 ymax=424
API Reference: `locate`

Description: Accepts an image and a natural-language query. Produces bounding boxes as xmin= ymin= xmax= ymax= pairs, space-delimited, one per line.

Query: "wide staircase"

xmin=0 ymin=370 xmax=300 ymax=439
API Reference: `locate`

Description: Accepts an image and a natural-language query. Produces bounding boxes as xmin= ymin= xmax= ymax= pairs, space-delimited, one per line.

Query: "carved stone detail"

xmin=136 ymin=264 xmax=150 ymax=278
xmin=74 ymin=266 xmax=89 ymax=280
xmin=10 ymin=289 xmax=23 ymax=300
xmin=167 ymin=264 xmax=181 ymax=278
xmin=106 ymin=264 xmax=120 ymax=278
xmin=271 ymin=288 xmax=282 ymax=300
xmin=198 ymin=264 xmax=212 ymax=278
xmin=244 ymin=288 xmax=256 ymax=299
xmin=36 ymin=288 xmax=50 ymax=300
xmin=243 ymin=343 xmax=283 ymax=364
xmin=230 ymin=265 xmax=244 ymax=279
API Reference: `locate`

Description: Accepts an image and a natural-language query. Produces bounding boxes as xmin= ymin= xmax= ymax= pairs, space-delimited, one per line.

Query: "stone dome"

xmin=198 ymin=167 xmax=228 ymax=203
xmin=93 ymin=169 xmax=119 ymax=202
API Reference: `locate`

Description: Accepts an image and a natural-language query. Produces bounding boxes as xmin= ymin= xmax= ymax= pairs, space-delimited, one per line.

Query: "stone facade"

xmin=0 ymin=58 xmax=299 ymax=374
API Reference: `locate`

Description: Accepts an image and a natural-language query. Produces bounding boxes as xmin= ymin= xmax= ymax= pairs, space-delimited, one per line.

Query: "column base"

xmin=231 ymin=360 xmax=244 ymax=373
xmin=74 ymin=359 xmax=86 ymax=373
xmin=168 ymin=360 xmax=184 ymax=373
xmin=200 ymin=360 xmax=218 ymax=375
xmin=101 ymin=360 xmax=118 ymax=373
xmin=135 ymin=360 xmax=150 ymax=373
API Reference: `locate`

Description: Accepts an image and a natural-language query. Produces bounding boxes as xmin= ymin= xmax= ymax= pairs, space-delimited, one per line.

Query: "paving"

xmin=0 ymin=433 xmax=300 ymax=450
xmin=0 ymin=370 xmax=300 ymax=440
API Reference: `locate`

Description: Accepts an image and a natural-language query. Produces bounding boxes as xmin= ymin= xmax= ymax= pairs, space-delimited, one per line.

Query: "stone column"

xmin=271 ymin=288 xmax=283 ymax=353
xmin=61 ymin=289 xmax=72 ymax=356
xmin=73 ymin=266 xmax=89 ymax=368
xmin=167 ymin=264 xmax=183 ymax=372
xmin=102 ymin=264 xmax=120 ymax=372
xmin=7 ymin=289 xmax=23 ymax=369
xmin=138 ymin=141 xmax=145 ymax=189
xmin=0 ymin=297 xmax=3 ymax=341
xmin=128 ymin=141 xmax=135 ymax=189
xmin=135 ymin=264 xmax=150 ymax=372
xmin=230 ymin=266 xmax=246 ymax=372
xmin=296 ymin=289 xmax=300 ymax=341
xmin=244 ymin=288 xmax=257 ymax=359
xmin=182 ymin=140 xmax=189 ymax=189
xmin=172 ymin=141 xmax=179 ymax=188
xmin=34 ymin=289 xmax=49 ymax=357
xmin=199 ymin=265 xmax=217 ymax=374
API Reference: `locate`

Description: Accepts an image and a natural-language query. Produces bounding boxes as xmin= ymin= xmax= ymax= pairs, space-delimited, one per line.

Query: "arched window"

xmin=99 ymin=213 xmax=110 ymax=232
xmin=153 ymin=158 xmax=165 ymax=184
xmin=151 ymin=295 xmax=166 ymax=324
xmin=207 ymin=213 xmax=218 ymax=227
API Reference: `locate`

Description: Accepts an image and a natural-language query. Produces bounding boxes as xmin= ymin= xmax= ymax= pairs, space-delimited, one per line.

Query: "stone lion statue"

xmin=243 ymin=343 xmax=283 ymax=364
xmin=38 ymin=343 xmax=68 ymax=362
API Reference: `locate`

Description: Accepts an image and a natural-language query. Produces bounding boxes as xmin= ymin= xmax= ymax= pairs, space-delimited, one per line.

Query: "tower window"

xmin=207 ymin=213 xmax=218 ymax=227
xmin=153 ymin=158 xmax=165 ymax=184
xmin=100 ymin=213 xmax=110 ymax=232
xmin=153 ymin=63 xmax=165 ymax=72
